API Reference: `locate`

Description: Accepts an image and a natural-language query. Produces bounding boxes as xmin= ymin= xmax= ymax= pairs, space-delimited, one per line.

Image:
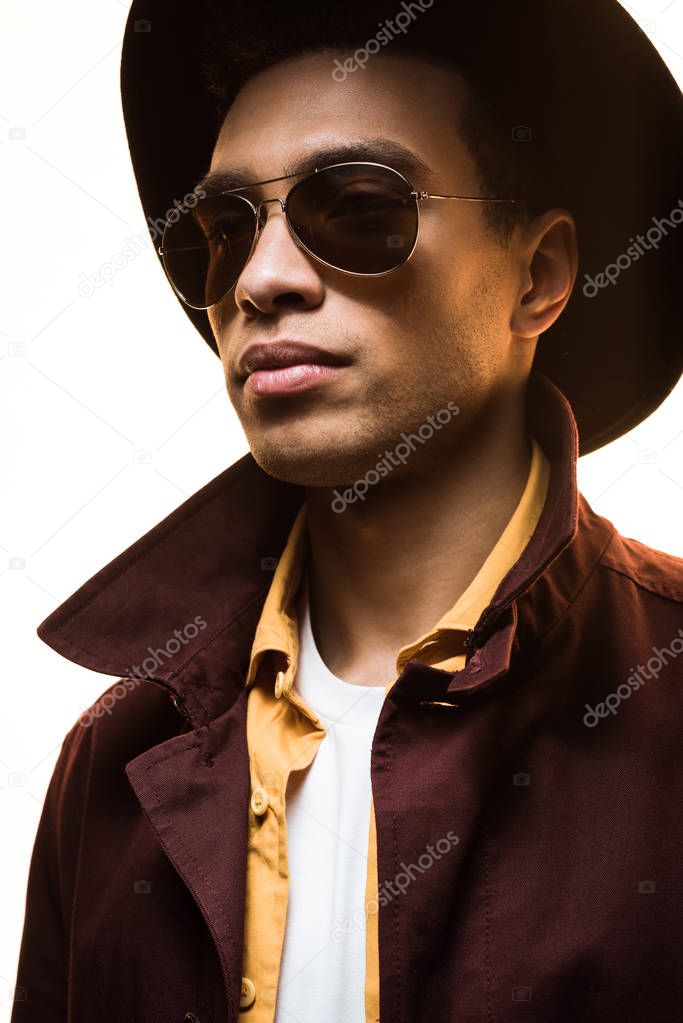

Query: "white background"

xmin=1 ymin=0 xmax=682 ymax=1015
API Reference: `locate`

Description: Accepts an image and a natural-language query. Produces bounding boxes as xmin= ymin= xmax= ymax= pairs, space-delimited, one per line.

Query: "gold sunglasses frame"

xmin=157 ymin=161 xmax=523 ymax=310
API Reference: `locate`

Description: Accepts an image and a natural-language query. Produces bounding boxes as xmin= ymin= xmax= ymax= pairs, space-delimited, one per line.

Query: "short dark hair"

xmin=198 ymin=2 xmax=547 ymax=246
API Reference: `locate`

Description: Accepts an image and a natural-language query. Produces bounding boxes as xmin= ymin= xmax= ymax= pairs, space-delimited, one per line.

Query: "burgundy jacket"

xmin=12 ymin=372 xmax=683 ymax=1023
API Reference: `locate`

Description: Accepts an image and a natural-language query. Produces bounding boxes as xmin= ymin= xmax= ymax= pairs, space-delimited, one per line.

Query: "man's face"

xmin=206 ymin=52 xmax=533 ymax=488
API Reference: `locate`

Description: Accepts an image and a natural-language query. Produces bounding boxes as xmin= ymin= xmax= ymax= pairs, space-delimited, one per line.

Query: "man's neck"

xmin=303 ymin=398 xmax=531 ymax=686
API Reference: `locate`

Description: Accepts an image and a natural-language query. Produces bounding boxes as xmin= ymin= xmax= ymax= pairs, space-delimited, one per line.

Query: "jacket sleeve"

xmin=10 ymin=716 xmax=93 ymax=1023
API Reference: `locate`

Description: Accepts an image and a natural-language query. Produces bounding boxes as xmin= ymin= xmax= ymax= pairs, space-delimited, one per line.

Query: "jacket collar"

xmin=37 ymin=371 xmax=590 ymax=726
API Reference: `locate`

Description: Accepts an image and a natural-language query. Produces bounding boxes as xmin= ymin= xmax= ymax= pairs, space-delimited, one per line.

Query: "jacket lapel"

xmin=125 ymin=688 xmax=251 ymax=1020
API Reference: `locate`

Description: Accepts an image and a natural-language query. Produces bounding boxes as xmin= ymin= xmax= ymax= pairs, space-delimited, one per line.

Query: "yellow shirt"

xmin=239 ymin=436 xmax=550 ymax=1019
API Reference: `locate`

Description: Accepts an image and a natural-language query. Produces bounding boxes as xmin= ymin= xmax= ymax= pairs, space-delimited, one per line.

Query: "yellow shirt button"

xmin=240 ymin=976 xmax=256 ymax=1008
xmin=250 ymin=786 xmax=269 ymax=816
xmin=274 ymin=670 xmax=285 ymax=698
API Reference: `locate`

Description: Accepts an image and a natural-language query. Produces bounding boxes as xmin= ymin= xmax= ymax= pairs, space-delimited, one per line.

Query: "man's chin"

xmin=246 ymin=431 xmax=380 ymax=490
xmin=247 ymin=445 xmax=350 ymax=489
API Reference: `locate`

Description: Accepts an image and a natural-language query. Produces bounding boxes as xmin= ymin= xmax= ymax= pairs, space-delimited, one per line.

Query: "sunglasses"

xmin=157 ymin=161 xmax=522 ymax=310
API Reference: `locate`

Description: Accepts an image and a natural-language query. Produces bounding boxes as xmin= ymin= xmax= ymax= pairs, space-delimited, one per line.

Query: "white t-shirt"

xmin=274 ymin=585 xmax=386 ymax=1023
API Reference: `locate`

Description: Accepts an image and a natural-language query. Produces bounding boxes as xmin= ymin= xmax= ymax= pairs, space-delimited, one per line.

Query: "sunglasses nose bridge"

xmin=254 ymin=195 xmax=287 ymax=230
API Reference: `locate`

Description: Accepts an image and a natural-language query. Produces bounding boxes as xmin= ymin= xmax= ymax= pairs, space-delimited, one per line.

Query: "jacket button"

xmin=240 ymin=976 xmax=256 ymax=1008
xmin=250 ymin=786 xmax=269 ymax=816
xmin=274 ymin=670 xmax=285 ymax=698
xmin=183 ymin=1014 xmax=200 ymax=1022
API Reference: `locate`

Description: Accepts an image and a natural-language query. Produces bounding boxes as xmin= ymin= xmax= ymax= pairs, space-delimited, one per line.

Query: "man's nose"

xmin=233 ymin=199 xmax=325 ymax=316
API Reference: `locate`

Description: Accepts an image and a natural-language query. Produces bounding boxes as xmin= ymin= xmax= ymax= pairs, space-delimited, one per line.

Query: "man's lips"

xmin=238 ymin=340 xmax=351 ymax=379
xmin=238 ymin=340 xmax=352 ymax=396
xmin=246 ymin=363 xmax=348 ymax=396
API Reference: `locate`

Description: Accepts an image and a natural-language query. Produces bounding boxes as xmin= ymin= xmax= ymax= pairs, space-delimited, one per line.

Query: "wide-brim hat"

xmin=120 ymin=0 xmax=683 ymax=454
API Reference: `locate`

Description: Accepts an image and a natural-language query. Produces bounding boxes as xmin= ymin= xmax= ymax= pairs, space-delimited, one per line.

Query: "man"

xmin=12 ymin=1 xmax=683 ymax=1021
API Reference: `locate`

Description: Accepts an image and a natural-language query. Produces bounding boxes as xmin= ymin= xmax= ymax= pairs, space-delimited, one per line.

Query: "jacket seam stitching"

xmin=138 ymin=737 xmax=202 ymax=767
xmin=140 ymin=758 xmax=239 ymax=1019
xmin=597 ymin=557 xmax=683 ymax=603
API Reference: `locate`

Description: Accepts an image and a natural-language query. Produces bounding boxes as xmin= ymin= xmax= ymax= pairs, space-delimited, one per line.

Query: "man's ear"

xmin=510 ymin=209 xmax=578 ymax=340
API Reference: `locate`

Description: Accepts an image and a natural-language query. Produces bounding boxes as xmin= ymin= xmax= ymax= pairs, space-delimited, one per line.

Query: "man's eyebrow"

xmin=194 ymin=139 xmax=437 ymax=196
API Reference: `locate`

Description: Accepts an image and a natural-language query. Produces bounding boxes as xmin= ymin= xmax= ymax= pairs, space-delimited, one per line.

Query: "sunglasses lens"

xmin=161 ymin=164 xmax=419 ymax=307
xmin=287 ymin=163 xmax=418 ymax=274
xmin=161 ymin=194 xmax=256 ymax=309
